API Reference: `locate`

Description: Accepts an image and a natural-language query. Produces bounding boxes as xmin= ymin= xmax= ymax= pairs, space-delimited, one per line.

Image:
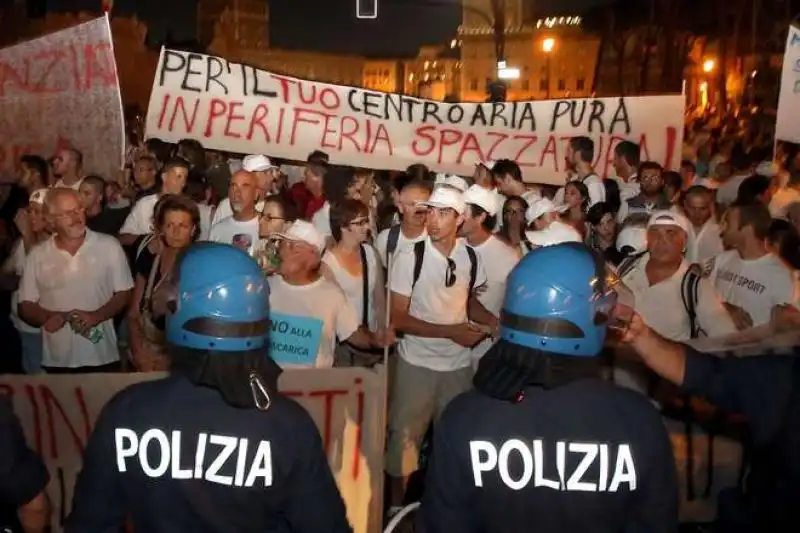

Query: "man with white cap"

xmin=211 ymin=154 xmax=277 ymax=226
xmin=618 ymin=210 xmax=735 ymax=343
xmin=473 ymin=160 xmax=507 ymax=229
xmin=433 ymin=173 xmax=469 ymax=193
xmin=524 ymin=197 xmax=582 ymax=247
xmin=460 ymin=184 xmax=521 ymax=368
xmin=386 ymin=186 xmax=495 ymax=513
xmin=268 ymin=220 xmax=388 ymax=369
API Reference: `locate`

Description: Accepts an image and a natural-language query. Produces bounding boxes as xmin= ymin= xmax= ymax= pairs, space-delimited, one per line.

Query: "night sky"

xmin=44 ymin=0 xmax=607 ymax=56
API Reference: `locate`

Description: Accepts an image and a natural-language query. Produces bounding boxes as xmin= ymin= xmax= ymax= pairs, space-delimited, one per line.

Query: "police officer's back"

xmin=65 ymin=244 xmax=351 ymax=533
xmin=421 ymin=244 xmax=677 ymax=533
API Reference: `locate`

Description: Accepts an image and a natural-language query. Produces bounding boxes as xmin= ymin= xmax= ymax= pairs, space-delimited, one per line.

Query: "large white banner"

xmin=776 ymin=25 xmax=800 ymax=143
xmin=0 ymin=15 xmax=125 ymax=181
xmin=145 ymin=49 xmax=683 ymax=185
xmin=1 ymin=368 xmax=386 ymax=533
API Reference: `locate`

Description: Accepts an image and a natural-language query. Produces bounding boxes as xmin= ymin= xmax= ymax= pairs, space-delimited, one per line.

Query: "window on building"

xmin=470 ymin=78 xmax=478 ymax=91
xmin=522 ymin=79 xmax=530 ymax=91
xmin=558 ymin=79 xmax=566 ymax=91
xmin=577 ymin=78 xmax=585 ymax=91
xmin=539 ymin=79 xmax=548 ymax=91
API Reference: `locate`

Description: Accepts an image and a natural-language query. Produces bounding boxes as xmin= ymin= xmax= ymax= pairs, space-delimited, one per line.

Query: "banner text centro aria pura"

xmin=145 ymin=49 xmax=683 ymax=185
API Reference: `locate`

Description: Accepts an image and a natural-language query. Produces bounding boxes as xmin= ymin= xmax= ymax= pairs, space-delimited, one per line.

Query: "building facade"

xmin=363 ymin=60 xmax=403 ymax=93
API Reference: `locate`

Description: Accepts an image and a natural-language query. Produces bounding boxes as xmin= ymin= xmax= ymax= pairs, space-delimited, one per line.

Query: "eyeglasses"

xmin=260 ymin=215 xmax=285 ymax=222
xmin=445 ymin=258 xmax=457 ymax=288
xmin=349 ymin=218 xmax=370 ymax=227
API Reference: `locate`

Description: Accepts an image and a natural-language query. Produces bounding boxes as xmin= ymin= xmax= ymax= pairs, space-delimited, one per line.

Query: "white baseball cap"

xmin=433 ymin=173 xmax=469 ymax=193
xmin=29 ymin=189 xmax=48 ymax=205
xmin=755 ymin=161 xmax=780 ymax=178
xmin=463 ymin=185 xmax=500 ymax=216
xmin=647 ymin=210 xmax=691 ymax=235
xmin=525 ymin=197 xmax=568 ymax=223
xmin=275 ymin=220 xmax=326 ymax=254
xmin=418 ymin=186 xmax=466 ymax=214
xmin=475 ymin=160 xmax=497 ymax=171
xmin=243 ymin=154 xmax=277 ymax=172
xmin=616 ymin=225 xmax=647 ymax=254
xmin=526 ymin=221 xmax=582 ymax=247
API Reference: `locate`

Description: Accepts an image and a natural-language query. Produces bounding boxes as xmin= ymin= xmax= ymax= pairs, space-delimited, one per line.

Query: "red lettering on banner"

xmin=0 ymin=40 xmax=116 ymax=96
xmin=247 ymin=104 xmax=270 ymax=141
xmin=309 ymin=389 xmax=349 ymax=456
xmin=224 ymin=101 xmax=246 ymax=139
xmin=167 ymin=96 xmax=199 ymax=134
xmin=269 ymin=74 xmax=343 ymax=112
xmin=0 ymin=136 xmax=71 ymax=171
xmin=204 ymin=98 xmax=228 ymax=137
xmin=456 ymin=133 xmax=485 ymax=164
xmin=40 ymin=385 xmax=91 ymax=460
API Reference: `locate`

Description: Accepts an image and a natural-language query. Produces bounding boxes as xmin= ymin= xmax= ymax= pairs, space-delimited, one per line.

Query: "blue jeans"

xmin=18 ymin=330 xmax=43 ymax=375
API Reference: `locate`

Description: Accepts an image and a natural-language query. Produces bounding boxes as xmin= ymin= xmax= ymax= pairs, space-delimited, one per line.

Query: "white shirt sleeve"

xmin=120 ymin=197 xmax=153 ymax=235
xmin=696 ymin=278 xmax=737 ymax=338
xmin=212 ymin=198 xmax=231 ymax=226
xmin=106 ymin=239 xmax=135 ymax=292
xmin=18 ymin=250 xmax=40 ymax=304
xmin=616 ymin=200 xmax=630 ymax=224
xmin=312 ymin=205 xmax=332 ymax=237
xmin=585 ymin=176 xmax=606 ymax=207
xmin=375 ymin=229 xmax=389 ymax=269
xmin=389 ymin=248 xmax=414 ymax=298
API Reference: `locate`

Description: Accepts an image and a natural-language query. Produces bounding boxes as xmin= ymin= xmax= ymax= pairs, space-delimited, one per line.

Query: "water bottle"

xmin=68 ymin=312 xmax=104 ymax=344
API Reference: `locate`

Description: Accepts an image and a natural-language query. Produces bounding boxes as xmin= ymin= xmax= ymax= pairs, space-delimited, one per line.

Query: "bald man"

xmin=19 ymin=187 xmax=133 ymax=372
xmin=209 ymin=170 xmax=261 ymax=255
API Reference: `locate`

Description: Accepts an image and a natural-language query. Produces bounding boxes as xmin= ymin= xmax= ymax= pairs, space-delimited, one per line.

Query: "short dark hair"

xmin=466 ymin=203 xmax=497 ymax=232
xmin=565 ymin=180 xmax=590 ymax=212
xmin=684 ymin=185 xmax=713 ymax=201
xmin=586 ymin=201 xmax=615 ymax=226
xmin=405 ymin=163 xmax=432 ymax=182
xmin=162 ymin=157 xmax=190 ymax=175
xmin=638 ymin=161 xmax=663 ymax=175
xmin=736 ymin=174 xmax=771 ymax=204
xmin=262 ymin=194 xmax=298 ymax=223
xmin=662 ymin=170 xmax=682 ymax=192
xmin=323 ymin=166 xmax=359 ymax=205
xmin=570 ymin=136 xmax=595 ymax=163
xmin=680 ymin=159 xmax=696 ymax=172
xmin=20 ymin=154 xmax=49 ymax=183
xmin=401 ymin=179 xmax=433 ymax=195
xmin=329 ymin=198 xmax=369 ymax=242
xmin=491 ymin=159 xmax=522 ymax=182
xmin=66 ymin=147 xmax=83 ymax=167
xmin=81 ymin=174 xmax=106 ymax=194
xmin=153 ymin=194 xmax=201 ymax=241
xmin=176 ymin=139 xmax=206 ymax=169
xmin=145 ymin=138 xmax=172 ymax=164
xmin=730 ymin=200 xmax=772 ymax=240
xmin=307 ymin=150 xmax=330 ymax=165
xmin=614 ymin=141 xmax=640 ymax=167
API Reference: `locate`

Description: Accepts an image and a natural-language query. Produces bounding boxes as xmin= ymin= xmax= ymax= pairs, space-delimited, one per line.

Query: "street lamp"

xmin=702 ymin=59 xmax=715 ymax=73
xmin=542 ymin=38 xmax=555 ymax=99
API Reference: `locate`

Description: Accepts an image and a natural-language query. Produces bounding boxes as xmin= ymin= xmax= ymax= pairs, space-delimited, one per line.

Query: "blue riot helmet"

xmin=500 ymin=243 xmax=617 ymax=357
xmin=166 ymin=243 xmax=270 ymax=352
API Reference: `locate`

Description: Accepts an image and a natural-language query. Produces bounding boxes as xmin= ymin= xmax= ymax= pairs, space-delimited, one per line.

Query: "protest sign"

xmin=269 ymin=312 xmax=324 ymax=366
xmin=145 ymin=49 xmax=683 ymax=185
xmin=776 ymin=25 xmax=800 ymax=143
xmin=0 ymin=15 xmax=124 ymax=181
xmin=0 ymin=368 xmax=386 ymax=533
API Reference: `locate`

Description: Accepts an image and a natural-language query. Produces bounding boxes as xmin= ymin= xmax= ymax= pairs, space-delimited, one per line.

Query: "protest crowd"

xmin=3 ymin=18 xmax=800 ymax=533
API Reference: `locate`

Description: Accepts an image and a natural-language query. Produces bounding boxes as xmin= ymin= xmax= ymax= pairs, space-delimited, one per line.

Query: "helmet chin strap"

xmin=249 ymin=371 xmax=272 ymax=411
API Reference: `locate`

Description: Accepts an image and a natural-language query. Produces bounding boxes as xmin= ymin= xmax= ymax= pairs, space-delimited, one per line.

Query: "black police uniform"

xmin=65 ymin=375 xmax=352 ymax=533
xmin=679 ymin=345 xmax=800 ymax=532
xmin=0 ymin=395 xmax=49 ymax=532
xmin=421 ymin=378 xmax=677 ymax=533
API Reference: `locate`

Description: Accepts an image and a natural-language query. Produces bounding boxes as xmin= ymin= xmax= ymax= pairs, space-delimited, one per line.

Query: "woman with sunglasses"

xmin=496 ymin=196 xmax=534 ymax=256
xmin=321 ymin=199 xmax=385 ymax=367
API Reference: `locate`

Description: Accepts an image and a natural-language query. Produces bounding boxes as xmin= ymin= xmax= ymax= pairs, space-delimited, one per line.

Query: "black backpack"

xmin=410 ymin=240 xmax=478 ymax=298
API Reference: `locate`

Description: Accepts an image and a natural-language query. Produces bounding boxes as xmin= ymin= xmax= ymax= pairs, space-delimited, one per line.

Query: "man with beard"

xmin=617 ymin=162 xmax=672 ymax=224
xmin=420 ymin=243 xmax=677 ymax=533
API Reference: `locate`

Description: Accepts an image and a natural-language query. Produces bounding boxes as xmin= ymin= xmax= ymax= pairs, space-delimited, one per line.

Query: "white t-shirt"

xmin=470 ymin=235 xmax=521 ymax=363
xmin=120 ymin=193 xmax=159 ymax=235
xmin=621 ymin=255 xmax=736 ymax=342
xmin=311 ymin=202 xmax=332 ymax=238
xmin=53 ymin=178 xmax=83 ymax=191
xmin=18 ymin=230 xmax=134 ymax=368
xmin=710 ymin=250 xmax=799 ymax=326
xmin=769 ymin=187 xmax=800 ymax=219
xmin=525 ymin=220 xmax=582 ymax=247
xmin=612 ymin=174 xmax=640 ymax=202
xmin=686 ymin=220 xmax=724 ymax=265
xmin=211 ymin=197 xmax=266 ymax=226
xmin=197 ymin=203 xmax=213 ymax=241
xmin=555 ymin=173 xmax=605 ymax=207
xmin=322 ymin=245 xmax=380 ymax=331
xmin=7 ymin=241 xmax=38 ymax=334
xmin=268 ymin=275 xmax=359 ymax=369
xmin=390 ymin=237 xmax=488 ymax=371
xmin=374 ymin=225 xmax=427 ymax=269
xmin=209 ymin=215 xmax=260 ymax=255
xmin=715 ymin=174 xmax=749 ymax=206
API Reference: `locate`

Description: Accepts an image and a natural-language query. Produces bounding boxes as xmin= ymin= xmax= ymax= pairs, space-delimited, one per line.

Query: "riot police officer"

xmin=420 ymin=243 xmax=677 ymax=532
xmin=66 ymin=243 xmax=352 ymax=533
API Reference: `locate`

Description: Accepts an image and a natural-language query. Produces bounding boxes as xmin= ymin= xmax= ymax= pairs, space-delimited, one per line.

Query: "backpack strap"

xmin=617 ymin=250 xmax=647 ymax=279
xmin=680 ymin=267 xmax=704 ymax=339
xmin=411 ymin=240 xmax=426 ymax=292
xmin=359 ymin=244 xmax=370 ymax=328
xmin=385 ymin=225 xmax=402 ymax=266
xmin=465 ymin=245 xmax=478 ymax=297
xmin=135 ymin=233 xmax=156 ymax=263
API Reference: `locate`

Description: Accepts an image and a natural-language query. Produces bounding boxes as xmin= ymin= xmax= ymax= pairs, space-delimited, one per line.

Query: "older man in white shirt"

xmin=212 ymin=154 xmax=279 ymax=225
